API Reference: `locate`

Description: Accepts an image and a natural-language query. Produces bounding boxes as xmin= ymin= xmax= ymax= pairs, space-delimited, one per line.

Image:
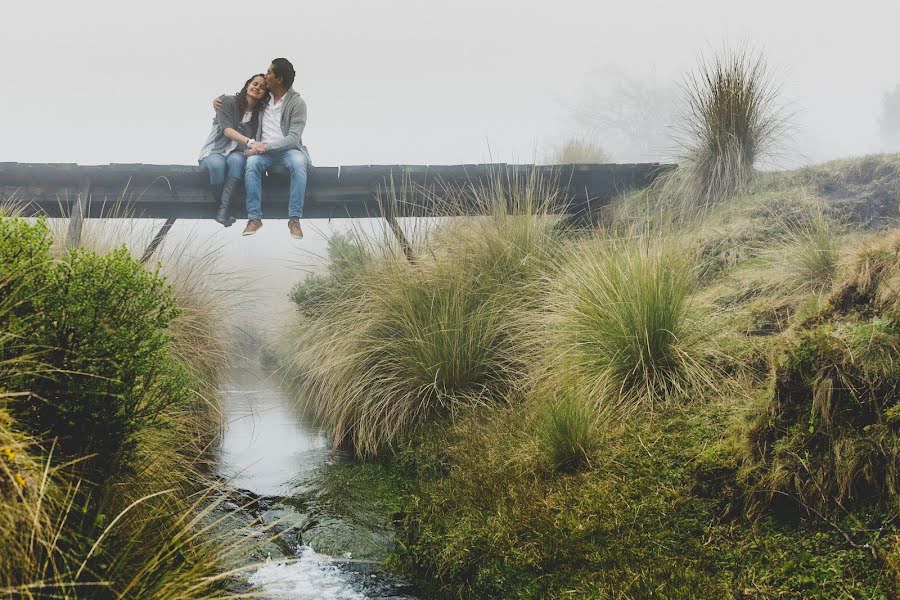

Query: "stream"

xmin=216 ymin=363 xmax=420 ymax=600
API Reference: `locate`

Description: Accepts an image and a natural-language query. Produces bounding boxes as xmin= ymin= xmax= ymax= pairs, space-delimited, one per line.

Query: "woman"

xmin=198 ymin=74 xmax=268 ymax=226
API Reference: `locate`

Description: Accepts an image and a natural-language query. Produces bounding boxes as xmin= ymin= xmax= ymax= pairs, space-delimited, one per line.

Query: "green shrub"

xmin=290 ymin=231 xmax=371 ymax=317
xmin=0 ymin=218 xmax=54 ymax=356
xmin=0 ymin=217 xmax=248 ymax=596
xmin=6 ymin=244 xmax=187 ymax=477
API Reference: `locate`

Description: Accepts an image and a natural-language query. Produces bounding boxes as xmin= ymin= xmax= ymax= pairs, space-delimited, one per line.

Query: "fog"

xmin=5 ymin=0 xmax=900 ymax=316
xmin=6 ymin=0 xmax=900 ymax=166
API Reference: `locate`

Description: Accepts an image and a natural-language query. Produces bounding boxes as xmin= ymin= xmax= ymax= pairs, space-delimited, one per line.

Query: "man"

xmin=240 ymin=58 xmax=309 ymax=238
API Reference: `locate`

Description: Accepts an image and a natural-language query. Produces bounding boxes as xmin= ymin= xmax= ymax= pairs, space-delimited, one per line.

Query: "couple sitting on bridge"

xmin=198 ymin=57 xmax=309 ymax=238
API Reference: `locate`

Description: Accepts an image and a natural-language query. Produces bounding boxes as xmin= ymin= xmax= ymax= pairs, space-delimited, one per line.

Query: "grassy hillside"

xmin=286 ymin=154 xmax=900 ymax=598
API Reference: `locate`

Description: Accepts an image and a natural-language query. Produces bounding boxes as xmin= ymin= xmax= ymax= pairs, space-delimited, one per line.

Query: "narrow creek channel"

xmin=217 ymin=362 xmax=420 ymax=600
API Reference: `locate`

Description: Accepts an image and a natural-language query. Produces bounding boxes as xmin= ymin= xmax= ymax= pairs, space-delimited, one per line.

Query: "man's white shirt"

xmin=261 ymin=94 xmax=287 ymax=146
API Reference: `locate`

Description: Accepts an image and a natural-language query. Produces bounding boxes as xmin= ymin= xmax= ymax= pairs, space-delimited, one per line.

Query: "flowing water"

xmin=217 ymin=363 xmax=419 ymax=600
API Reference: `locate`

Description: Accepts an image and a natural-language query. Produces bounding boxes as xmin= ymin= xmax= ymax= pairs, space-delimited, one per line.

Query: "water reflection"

xmin=219 ymin=364 xmax=330 ymax=497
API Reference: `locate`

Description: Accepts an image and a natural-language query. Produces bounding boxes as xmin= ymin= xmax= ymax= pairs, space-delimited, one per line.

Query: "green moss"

xmin=382 ymin=398 xmax=896 ymax=598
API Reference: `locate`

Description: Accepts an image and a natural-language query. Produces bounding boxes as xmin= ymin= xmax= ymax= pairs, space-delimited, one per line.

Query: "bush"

xmin=0 ymin=217 xmax=249 ymax=596
xmin=1 ymin=229 xmax=187 ymax=477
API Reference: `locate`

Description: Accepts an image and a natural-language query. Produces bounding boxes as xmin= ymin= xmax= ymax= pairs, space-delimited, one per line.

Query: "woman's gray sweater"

xmin=198 ymin=95 xmax=258 ymax=161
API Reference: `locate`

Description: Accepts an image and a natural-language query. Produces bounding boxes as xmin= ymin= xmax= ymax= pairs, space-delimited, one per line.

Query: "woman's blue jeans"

xmin=200 ymin=151 xmax=247 ymax=185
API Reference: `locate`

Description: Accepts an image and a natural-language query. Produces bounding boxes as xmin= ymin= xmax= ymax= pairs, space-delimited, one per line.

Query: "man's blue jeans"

xmin=244 ymin=149 xmax=308 ymax=219
xmin=199 ymin=151 xmax=247 ymax=185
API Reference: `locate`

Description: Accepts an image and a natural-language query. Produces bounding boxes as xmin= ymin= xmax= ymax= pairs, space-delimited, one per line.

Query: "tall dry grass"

xmin=778 ymin=207 xmax=842 ymax=293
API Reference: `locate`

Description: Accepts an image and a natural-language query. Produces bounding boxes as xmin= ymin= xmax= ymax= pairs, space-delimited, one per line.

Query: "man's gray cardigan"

xmin=259 ymin=88 xmax=309 ymax=156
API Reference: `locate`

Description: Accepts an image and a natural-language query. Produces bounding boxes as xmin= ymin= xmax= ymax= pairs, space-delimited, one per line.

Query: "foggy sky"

xmin=5 ymin=0 xmax=900 ymax=167
xmin=6 ymin=1 xmax=900 ymax=321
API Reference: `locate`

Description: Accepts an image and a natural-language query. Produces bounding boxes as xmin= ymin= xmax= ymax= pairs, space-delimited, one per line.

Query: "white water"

xmin=219 ymin=365 xmax=383 ymax=599
xmin=249 ymin=549 xmax=368 ymax=600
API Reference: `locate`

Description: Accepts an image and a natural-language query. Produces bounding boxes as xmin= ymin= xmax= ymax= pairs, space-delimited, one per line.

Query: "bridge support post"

xmin=65 ymin=176 xmax=92 ymax=249
xmin=382 ymin=199 xmax=414 ymax=262
xmin=140 ymin=217 xmax=177 ymax=264
xmin=386 ymin=215 xmax=414 ymax=262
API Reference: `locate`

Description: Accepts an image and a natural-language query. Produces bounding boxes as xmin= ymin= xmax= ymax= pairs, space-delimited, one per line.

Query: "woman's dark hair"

xmin=271 ymin=58 xmax=295 ymax=89
xmin=236 ymin=73 xmax=269 ymax=113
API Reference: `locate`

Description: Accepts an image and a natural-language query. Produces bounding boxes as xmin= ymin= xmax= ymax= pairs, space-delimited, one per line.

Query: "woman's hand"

xmin=212 ymin=95 xmax=224 ymax=111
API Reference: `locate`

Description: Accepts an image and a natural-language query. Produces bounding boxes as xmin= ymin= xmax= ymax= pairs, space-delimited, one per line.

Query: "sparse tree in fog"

xmin=573 ymin=67 xmax=677 ymax=163
xmin=879 ymin=85 xmax=900 ymax=147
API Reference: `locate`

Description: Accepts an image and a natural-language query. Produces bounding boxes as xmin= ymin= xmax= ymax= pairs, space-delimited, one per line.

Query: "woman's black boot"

xmin=211 ymin=183 xmax=224 ymax=219
xmin=215 ymin=177 xmax=240 ymax=227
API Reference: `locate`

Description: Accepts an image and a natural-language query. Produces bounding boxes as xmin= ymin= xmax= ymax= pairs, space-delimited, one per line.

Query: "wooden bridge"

xmin=0 ymin=162 xmax=671 ymax=261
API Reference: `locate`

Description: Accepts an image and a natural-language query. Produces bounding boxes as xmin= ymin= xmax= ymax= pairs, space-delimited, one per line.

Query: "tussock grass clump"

xmin=743 ymin=230 xmax=900 ymax=516
xmin=545 ymin=137 xmax=610 ymax=164
xmin=298 ymin=254 xmax=526 ymax=458
xmin=293 ymin=175 xmax=560 ymax=457
xmin=781 ymin=211 xmax=841 ymax=292
xmin=547 ymin=238 xmax=710 ymax=409
xmin=537 ymin=381 xmax=597 ymax=473
xmin=667 ymin=47 xmax=785 ymax=210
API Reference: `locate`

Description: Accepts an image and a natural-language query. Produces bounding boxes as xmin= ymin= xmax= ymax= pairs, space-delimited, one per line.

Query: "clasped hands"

xmin=244 ymin=142 xmax=268 ymax=157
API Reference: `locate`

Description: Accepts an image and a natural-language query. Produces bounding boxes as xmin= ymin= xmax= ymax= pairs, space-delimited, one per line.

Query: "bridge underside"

xmin=0 ymin=162 xmax=669 ymax=220
xmin=0 ymin=162 xmax=671 ymax=260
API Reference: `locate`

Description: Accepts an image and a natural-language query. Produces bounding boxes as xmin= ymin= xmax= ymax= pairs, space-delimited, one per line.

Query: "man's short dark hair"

xmin=271 ymin=58 xmax=295 ymax=89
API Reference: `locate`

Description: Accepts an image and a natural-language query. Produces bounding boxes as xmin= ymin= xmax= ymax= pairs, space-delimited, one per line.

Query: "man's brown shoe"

xmin=288 ymin=218 xmax=303 ymax=239
xmin=242 ymin=219 xmax=263 ymax=236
